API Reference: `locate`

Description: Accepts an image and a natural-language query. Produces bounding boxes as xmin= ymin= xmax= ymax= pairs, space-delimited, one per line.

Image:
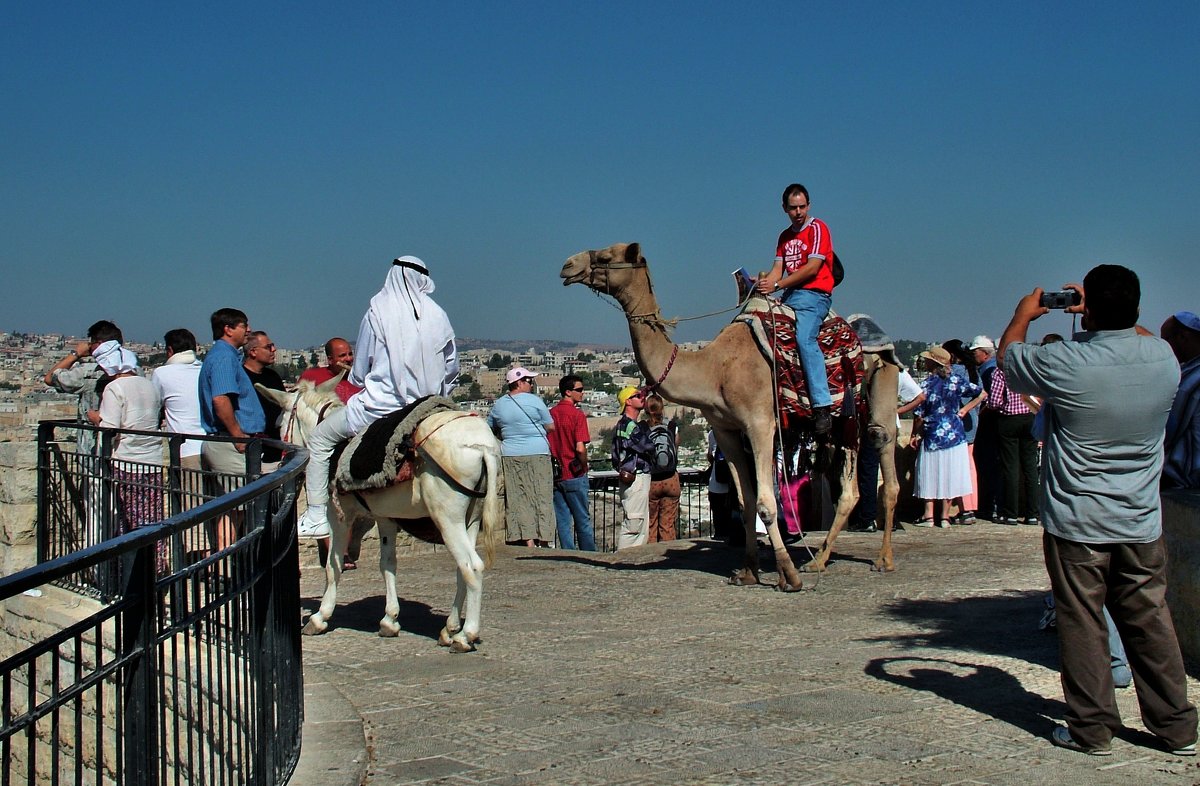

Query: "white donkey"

xmin=258 ymin=378 xmax=503 ymax=651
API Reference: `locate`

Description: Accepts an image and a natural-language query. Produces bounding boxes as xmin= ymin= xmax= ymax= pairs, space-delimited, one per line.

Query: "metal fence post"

xmin=35 ymin=423 xmax=54 ymax=565
xmin=121 ymin=543 xmax=161 ymax=786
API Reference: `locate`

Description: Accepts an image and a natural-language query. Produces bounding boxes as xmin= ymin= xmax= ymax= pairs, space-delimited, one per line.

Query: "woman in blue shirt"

xmin=909 ymin=347 xmax=986 ymax=527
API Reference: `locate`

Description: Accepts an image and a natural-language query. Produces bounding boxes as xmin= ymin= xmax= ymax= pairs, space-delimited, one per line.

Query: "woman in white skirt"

xmin=908 ymin=346 xmax=986 ymax=527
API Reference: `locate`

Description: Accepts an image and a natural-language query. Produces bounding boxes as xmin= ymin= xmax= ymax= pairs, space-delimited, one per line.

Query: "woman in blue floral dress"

xmin=908 ymin=346 xmax=986 ymax=527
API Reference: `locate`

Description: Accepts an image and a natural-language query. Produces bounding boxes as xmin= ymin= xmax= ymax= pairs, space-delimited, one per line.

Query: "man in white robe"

xmin=297 ymin=256 xmax=459 ymax=538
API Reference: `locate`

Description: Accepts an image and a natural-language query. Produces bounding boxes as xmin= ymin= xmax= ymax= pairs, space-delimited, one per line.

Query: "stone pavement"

xmin=289 ymin=522 xmax=1200 ymax=785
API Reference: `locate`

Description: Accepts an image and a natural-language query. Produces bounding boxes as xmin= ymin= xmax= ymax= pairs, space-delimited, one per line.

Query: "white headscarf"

xmin=344 ymin=256 xmax=458 ymax=430
xmin=92 ymin=340 xmax=139 ymax=375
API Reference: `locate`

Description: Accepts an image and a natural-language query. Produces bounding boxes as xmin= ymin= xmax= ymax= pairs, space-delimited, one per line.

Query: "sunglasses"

xmin=571 ymin=387 xmax=585 ymax=392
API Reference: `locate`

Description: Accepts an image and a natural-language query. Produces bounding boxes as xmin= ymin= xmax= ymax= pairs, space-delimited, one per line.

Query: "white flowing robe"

xmin=344 ymin=256 xmax=459 ymax=432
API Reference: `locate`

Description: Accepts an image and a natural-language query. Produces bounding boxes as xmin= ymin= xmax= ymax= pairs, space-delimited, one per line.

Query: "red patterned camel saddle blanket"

xmin=733 ymin=295 xmax=865 ymax=431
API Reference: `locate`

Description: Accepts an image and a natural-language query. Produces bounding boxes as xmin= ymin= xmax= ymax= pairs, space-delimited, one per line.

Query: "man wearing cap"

xmin=999 ymin=265 xmax=1196 ymax=757
xmin=296 ymin=256 xmax=459 ymax=540
xmin=487 ymin=368 xmax=556 ymax=547
xmin=612 ymin=386 xmax=655 ymax=549
xmin=969 ymin=335 xmax=1002 ymax=521
xmin=1162 ymin=311 xmax=1200 ymax=489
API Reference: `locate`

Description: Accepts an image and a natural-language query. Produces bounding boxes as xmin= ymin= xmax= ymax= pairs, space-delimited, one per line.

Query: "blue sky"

xmin=2 ymin=2 xmax=1197 ymax=349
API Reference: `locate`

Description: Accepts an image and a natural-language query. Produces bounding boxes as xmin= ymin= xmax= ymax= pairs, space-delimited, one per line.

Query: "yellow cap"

xmin=617 ymin=386 xmax=641 ymax=409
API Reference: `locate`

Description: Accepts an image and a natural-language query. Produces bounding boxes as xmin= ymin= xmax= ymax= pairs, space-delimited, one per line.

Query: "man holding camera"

xmin=998 ymin=265 xmax=1196 ymax=756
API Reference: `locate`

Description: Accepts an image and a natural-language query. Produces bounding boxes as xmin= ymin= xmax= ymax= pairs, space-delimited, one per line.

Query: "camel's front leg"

xmin=715 ymin=429 xmax=761 ymax=587
xmin=752 ymin=438 xmax=804 ymax=593
xmin=376 ymin=519 xmax=402 ymax=637
xmin=302 ymin=504 xmax=350 ymax=636
xmin=806 ymin=449 xmax=860 ymax=573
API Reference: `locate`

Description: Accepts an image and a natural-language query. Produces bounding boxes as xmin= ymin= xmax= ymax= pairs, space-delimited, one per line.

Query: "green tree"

xmin=620 ymin=363 xmax=640 ymax=376
xmin=309 ymin=350 xmax=320 ymax=367
xmin=486 ymin=353 xmax=512 ymax=369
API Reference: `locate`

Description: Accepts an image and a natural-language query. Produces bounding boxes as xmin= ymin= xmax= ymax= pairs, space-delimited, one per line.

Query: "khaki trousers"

xmin=617 ymin=474 xmax=650 ymax=550
xmin=1044 ymin=532 xmax=1197 ymax=750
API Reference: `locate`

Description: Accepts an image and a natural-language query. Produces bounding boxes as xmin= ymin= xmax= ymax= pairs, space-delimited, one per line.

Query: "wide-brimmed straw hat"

xmin=919 ymin=346 xmax=952 ymax=367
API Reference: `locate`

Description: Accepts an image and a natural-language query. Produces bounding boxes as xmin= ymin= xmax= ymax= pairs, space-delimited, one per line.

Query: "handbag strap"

xmin=507 ymin=393 xmax=552 ymax=451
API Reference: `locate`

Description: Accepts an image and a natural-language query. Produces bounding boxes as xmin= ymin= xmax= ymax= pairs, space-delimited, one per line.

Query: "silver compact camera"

xmin=1040 ymin=290 xmax=1082 ymax=309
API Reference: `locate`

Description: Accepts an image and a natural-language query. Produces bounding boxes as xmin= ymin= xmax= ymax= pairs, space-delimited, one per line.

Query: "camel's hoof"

xmin=775 ymin=576 xmax=805 ymax=592
xmin=378 ymin=618 xmax=401 ymax=638
xmin=302 ymin=616 xmax=327 ymax=636
xmin=800 ymin=562 xmax=828 ymax=574
xmin=728 ymin=569 xmax=760 ymax=586
xmin=449 ymin=637 xmax=477 ymax=653
xmin=871 ymin=561 xmax=896 ymax=573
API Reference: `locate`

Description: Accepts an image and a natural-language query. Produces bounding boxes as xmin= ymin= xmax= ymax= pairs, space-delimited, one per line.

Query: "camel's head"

xmin=560 ymin=242 xmax=647 ymax=295
xmin=254 ymin=374 xmax=345 ymax=448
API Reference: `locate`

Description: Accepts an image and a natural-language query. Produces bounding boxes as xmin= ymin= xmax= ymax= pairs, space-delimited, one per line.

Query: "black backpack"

xmin=649 ymin=422 xmax=677 ymax=475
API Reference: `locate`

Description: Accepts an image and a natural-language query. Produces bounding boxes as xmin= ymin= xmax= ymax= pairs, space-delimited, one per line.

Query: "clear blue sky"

xmin=3 ymin=2 xmax=1197 ymax=349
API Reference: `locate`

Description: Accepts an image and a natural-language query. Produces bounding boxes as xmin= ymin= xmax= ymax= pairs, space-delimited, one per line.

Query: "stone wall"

xmin=0 ymin=441 xmax=38 ymax=576
xmin=1163 ymin=489 xmax=1200 ymax=664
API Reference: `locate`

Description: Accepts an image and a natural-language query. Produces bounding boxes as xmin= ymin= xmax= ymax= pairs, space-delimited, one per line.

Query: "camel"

xmin=561 ymin=242 xmax=900 ymax=588
xmin=257 ymin=378 xmax=503 ymax=651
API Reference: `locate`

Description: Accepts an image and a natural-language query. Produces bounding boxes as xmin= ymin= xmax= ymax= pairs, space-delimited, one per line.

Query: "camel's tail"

xmin=479 ymin=445 xmax=502 ymax=569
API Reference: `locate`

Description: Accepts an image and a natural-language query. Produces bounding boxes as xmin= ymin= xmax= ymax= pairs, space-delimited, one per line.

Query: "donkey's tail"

xmin=479 ymin=444 xmax=503 ymax=569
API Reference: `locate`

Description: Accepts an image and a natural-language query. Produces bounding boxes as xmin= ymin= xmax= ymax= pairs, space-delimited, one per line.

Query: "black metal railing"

xmin=0 ymin=420 xmax=306 ymax=786
xmin=588 ymin=468 xmax=714 ymax=552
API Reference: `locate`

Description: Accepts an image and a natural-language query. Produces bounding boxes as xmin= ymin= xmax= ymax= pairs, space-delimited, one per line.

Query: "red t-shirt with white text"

xmin=775 ymin=217 xmax=834 ymax=295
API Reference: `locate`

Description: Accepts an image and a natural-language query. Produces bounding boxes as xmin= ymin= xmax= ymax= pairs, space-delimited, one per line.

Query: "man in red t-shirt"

xmin=548 ymin=374 xmax=595 ymax=550
xmin=299 ymin=337 xmax=363 ymax=404
xmin=755 ymin=182 xmax=835 ymax=435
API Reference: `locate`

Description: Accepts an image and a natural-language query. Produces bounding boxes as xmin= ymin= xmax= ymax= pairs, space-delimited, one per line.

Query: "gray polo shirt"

xmin=1004 ymin=328 xmax=1179 ymax=544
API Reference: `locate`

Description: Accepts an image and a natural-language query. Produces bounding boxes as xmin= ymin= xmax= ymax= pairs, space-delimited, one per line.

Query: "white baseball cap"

xmin=505 ymin=367 xmax=538 ymax=385
xmin=968 ymin=335 xmax=996 ymax=351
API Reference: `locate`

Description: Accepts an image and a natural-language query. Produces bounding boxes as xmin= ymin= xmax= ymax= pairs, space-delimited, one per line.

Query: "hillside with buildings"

xmin=2 ymin=329 xmax=931 ymax=467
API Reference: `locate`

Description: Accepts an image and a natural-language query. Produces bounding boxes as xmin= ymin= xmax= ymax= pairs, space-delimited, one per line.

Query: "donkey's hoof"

xmin=437 ymin=626 xmax=457 ymax=647
xmin=449 ymin=637 xmax=477 ymax=653
xmin=302 ymin=615 xmax=327 ymax=636
xmin=871 ymin=560 xmax=896 ymax=573
xmin=378 ymin=618 xmax=401 ymax=637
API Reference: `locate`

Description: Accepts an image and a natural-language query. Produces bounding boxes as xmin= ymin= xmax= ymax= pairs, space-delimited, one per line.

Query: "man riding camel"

xmin=297 ymin=256 xmax=460 ymax=539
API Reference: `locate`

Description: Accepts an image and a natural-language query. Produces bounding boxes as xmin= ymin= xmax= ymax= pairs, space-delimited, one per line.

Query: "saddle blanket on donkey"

xmin=733 ymin=295 xmax=865 ymax=432
xmin=334 ymin=395 xmax=461 ymax=492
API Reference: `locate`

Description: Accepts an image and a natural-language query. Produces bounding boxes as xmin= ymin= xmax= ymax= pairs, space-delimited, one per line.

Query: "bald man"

xmin=300 ymin=337 xmax=364 ymax=403
xmin=1162 ymin=311 xmax=1200 ymax=489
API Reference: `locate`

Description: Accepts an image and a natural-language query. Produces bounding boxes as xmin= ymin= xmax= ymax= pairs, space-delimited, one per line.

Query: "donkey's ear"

xmin=255 ymin=383 xmax=293 ymax=408
xmin=624 ymin=242 xmax=641 ymax=264
xmin=315 ymin=370 xmax=346 ymax=395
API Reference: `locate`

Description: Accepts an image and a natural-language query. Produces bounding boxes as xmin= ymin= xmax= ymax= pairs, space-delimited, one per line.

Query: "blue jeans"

xmin=782 ymin=288 xmax=833 ymax=408
xmin=553 ymin=476 xmax=595 ymax=551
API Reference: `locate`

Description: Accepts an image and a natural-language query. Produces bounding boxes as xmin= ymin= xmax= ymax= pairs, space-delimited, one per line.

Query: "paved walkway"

xmin=289 ymin=522 xmax=1200 ymax=785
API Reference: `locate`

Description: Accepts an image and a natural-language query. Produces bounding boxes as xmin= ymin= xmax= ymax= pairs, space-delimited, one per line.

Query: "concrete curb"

xmin=290 ymin=669 xmax=368 ymax=786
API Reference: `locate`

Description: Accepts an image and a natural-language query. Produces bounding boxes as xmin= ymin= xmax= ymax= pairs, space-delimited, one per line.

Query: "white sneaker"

xmin=298 ymin=505 xmax=331 ymax=539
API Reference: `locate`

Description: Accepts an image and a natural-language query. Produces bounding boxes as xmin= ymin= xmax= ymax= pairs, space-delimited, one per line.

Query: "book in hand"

xmin=733 ymin=267 xmax=756 ymax=302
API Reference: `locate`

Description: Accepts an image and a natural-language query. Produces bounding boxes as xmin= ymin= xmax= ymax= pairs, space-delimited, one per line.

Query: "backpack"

xmin=831 ymin=252 xmax=845 ymax=287
xmin=649 ymin=422 xmax=677 ymax=475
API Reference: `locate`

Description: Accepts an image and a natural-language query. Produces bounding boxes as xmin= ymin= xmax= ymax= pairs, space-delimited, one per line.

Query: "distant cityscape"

xmin=1 ymin=330 xmax=931 ymax=463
